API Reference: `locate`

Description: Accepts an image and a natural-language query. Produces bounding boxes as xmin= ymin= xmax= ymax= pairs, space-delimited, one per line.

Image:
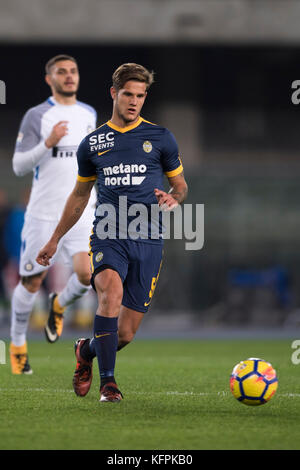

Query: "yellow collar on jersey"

xmin=107 ymin=116 xmax=143 ymax=133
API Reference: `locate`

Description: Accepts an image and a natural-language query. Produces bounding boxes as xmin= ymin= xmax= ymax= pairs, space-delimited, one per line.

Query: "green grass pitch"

xmin=0 ymin=337 xmax=300 ymax=450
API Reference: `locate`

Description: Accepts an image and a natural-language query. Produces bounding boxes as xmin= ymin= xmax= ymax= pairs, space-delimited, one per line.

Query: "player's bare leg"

xmin=45 ymin=251 xmax=91 ymax=343
xmin=117 ymin=306 xmax=144 ymax=351
xmin=72 ymin=251 xmax=92 ymax=287
xmin=21 ymin=272 xmax=48 ymax=293
xmin=10 ymin=271 xmax=47 ymax=374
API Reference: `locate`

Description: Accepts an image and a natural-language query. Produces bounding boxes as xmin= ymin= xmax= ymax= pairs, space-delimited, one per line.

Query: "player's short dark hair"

xmin=45 ymin=54 xmax=78 ymax=74
xmin=112 ymin=63 xmax=154 ymax=91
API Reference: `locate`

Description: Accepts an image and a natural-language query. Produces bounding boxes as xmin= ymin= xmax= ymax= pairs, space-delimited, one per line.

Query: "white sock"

xmin=57 ymin=273 xmax=90 ymax=308
xmin=10 ymin=282 xmax=38 ymax=346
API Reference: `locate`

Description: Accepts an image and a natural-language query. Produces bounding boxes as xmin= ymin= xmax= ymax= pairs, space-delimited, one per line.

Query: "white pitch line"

xmin=0 ymin=388 xmax=222 ymax=395
xmin=0 ymin=388 xmax=299 ymax=398
xmin=279 ymin=393 xmax=300 ymax=398
xmin=0 ymin=388 xmax=74 ymax=393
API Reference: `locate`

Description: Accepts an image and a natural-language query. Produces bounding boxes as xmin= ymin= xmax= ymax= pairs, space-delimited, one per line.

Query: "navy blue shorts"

xmin=89 ymin=237 xmax=163 ymax=313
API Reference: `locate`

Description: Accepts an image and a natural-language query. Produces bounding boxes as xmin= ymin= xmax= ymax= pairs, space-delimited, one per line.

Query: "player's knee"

xmin=94 ymin=270 xmax=123 ymax=313
xmin=95 ymin=279 xmax=123 ymax=314
xmin=21 ymin=274 xmax=43 ymax=293
xmin=97 ymin=290 xmax=122 ymax=316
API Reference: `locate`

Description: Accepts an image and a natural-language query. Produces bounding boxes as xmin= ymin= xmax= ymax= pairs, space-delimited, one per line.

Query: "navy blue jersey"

xmin=77 ymin=117 xmax=183 ymax=243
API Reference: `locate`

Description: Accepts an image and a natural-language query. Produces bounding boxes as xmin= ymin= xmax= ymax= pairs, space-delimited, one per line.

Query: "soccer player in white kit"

xmin=10 ymin=54 xmax=97 ymax=374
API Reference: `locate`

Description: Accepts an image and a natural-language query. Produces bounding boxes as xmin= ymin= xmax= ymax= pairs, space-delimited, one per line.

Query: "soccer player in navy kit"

xmin=37 ymin=63 xmax=188 ymax=402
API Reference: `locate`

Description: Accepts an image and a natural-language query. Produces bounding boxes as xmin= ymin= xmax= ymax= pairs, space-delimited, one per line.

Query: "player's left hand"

xmin=36 ymin=239 xmax=58 ymax=266
xmin=154 ymin=188 xmax=179 ymax=211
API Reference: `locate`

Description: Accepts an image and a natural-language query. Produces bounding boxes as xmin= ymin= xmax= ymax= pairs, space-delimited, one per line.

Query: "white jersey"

xmin=14 ymin=96 xmax=97 ymax=224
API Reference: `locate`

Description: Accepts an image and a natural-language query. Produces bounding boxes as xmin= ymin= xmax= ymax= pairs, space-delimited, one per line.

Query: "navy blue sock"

xmin=93 ymin=315 xmax=118 ymax=385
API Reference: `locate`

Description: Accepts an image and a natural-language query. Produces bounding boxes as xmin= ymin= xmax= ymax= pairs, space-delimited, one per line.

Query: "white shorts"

xmin=19 ymin=215 xmax=92 ymax=276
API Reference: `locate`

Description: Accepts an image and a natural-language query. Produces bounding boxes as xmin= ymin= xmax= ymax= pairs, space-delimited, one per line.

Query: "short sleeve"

xmin=77 ymin=138 xmax=97 ymax=182
xmin=15 ymin=108 xmax=41 ymax=152
xmin=161 ymin=130 xmax=183 ymax=178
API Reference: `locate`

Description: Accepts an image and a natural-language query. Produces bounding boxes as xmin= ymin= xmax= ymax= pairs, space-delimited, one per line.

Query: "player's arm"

xmin=168 ymin=171 xmax=188 ymax=204
xmin=36 ymin=179 xmax=94 ymax=266
xmin=155 ymin=171 xmax=188 ymax=211
xmin=36 ymin=136 xmax=96 ymax=267
xmin=156 ymin=129 xmax=188 ymax=211
xmin=13 ymin=106 xmax=68 ymax=177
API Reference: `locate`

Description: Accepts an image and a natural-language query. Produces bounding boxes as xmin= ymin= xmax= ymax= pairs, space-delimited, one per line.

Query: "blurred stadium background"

xmin=0 ymin=0 xmax=300 ymax=338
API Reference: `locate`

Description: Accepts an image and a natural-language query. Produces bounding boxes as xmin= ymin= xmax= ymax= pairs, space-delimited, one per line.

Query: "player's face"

xmin=46 ymin=60 xmax=79 ymax=97
xmin=112 ymin=81 xmax=147 ymax=124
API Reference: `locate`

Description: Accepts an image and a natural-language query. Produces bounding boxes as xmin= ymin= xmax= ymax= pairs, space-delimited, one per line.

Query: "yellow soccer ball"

xmin=230 ymin=358 xmax=278 ymax=406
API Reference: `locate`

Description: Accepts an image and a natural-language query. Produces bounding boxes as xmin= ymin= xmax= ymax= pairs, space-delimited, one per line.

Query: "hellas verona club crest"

xmin=143 ymin=141 xmax=152 ymax=153
xmin=95 ymin=252 xmax=103 ymax=262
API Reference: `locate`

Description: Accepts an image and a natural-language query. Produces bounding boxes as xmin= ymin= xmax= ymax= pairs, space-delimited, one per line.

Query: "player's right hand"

xmin=36 ymin=240 xmax=58 ymax=266
xmin=154 ymin=188 xmax=179 ymax=211
xmin=45 ymin=121 xmax=69 ymax=148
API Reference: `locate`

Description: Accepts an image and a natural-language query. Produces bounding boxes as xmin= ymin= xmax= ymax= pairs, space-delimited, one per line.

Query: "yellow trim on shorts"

xmin=144 ymin=256 xmax=164 ymax=307
xmin=88 ymin=229 xmax=94 ymax=273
